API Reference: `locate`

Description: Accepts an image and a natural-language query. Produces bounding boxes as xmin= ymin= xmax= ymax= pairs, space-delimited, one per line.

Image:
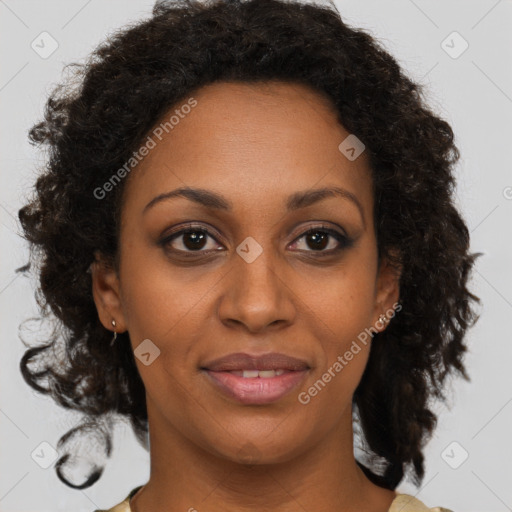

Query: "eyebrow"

xmin=143 ymin=185 xmax=365 ymax=226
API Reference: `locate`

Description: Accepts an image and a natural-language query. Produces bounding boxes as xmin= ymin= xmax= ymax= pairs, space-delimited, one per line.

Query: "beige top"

xmin=94 ymin=486 xmax=454 ymax=512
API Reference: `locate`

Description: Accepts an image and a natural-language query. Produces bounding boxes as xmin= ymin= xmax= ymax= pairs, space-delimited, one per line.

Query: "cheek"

xmin=299 ymin=250 xmax=378 ymax=341
xmin=298 ymin=282 xmax=374 ymax=418
xmin=118 ymin=237 xmax=225 ymax=401
xmin=119 ymin=232 xmax=213 ymax=342
xmin=118 ymin=249 xmax=207 ymax=412
xmin=297 ymin=253 xmax=377 ymax=400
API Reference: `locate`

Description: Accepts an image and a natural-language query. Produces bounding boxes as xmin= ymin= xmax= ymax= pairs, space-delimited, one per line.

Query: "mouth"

xmin=200 ymin=352 xmax=310 ymax=405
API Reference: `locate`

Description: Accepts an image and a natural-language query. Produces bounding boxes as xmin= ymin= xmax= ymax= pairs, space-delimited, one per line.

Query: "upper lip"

xmin=201 ymin=352 xmax=310 ymax=372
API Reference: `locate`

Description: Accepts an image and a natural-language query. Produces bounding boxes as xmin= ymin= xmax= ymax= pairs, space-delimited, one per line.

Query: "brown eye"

xmin=304 ymin=230 xmax=330 ymax=250
xmin=179 ymin=230 xmax=208 ymax=251
xmin=289 ymin=226 xmax=352 ymax=253
xmin=160 ymin=225 xmax=223 ymax=254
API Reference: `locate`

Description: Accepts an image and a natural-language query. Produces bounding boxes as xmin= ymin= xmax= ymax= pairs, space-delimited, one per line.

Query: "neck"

xmin=130 ymin=397 xmax=397 ymax=512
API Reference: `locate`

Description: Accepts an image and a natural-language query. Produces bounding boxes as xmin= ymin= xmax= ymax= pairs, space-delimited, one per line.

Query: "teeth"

xmin=257 ymin=370 xmax=276 ymax=378
xmin=242 ymin=370 xmax=260 ymax=378
xmin=230 ymin=369 xmax=288 ymax=378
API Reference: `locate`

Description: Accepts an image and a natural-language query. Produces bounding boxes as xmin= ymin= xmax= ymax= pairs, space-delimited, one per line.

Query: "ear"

xmin=372 ymin=249 xmax=402 ymax=333
xmin=90 ymin=250 xmax=127 ymax=333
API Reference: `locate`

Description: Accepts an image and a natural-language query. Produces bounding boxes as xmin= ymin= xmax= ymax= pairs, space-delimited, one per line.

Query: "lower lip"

xmin=203 ymin=369 xmax=309 ymax=405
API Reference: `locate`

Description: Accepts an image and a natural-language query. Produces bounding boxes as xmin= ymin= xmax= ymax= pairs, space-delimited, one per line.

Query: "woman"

xmin=18 ymin=0 xmax=480 ymax=510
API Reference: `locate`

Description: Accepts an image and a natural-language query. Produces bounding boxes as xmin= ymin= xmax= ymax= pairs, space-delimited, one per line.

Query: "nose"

xmin=217 ymin=244 xmax=296 ymax=334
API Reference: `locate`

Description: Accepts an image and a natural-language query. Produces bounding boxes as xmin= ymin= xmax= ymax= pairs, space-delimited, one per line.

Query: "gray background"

xmin=1 ymin=1 xmax=511 ymax=511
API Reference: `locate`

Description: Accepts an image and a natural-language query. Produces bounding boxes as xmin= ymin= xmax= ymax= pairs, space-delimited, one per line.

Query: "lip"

xmin=200 ymin=352 xmax=310 ymax=405
xmin=203 ymin=369 xmax=309 ymax=404
xmin=200 ymin=352 xmax=310 ymax=372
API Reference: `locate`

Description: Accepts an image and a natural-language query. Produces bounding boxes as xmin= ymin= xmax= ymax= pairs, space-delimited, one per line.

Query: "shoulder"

xmin=93 ymin=504 xmax=130 ymax=512
xmin=92 ymin=500 xmax=130 ymax=512
xmin=92 ymin=485 xmax=143 ymax=512
xmin=389 ymin=493 xmax=454 ymax=512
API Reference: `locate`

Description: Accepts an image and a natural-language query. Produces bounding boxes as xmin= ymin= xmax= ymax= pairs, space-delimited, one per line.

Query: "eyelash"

xmin=159 ymin=223 xmax=353 ymax=258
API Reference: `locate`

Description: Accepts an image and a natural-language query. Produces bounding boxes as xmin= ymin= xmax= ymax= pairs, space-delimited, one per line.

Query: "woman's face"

xmin=93 ymin=80 xmax=400 ymax=464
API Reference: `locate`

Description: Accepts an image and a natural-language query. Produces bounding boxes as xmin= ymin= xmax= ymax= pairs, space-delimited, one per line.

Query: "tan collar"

xmin=97 ymin=488 xmax=453 ymax=512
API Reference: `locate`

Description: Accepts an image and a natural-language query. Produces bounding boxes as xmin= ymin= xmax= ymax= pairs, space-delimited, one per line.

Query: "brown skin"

xmin=91 ymin=81 xmax=401 ymax=512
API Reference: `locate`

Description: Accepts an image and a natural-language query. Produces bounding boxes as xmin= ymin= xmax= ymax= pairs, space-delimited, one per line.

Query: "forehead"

xmin=122 ymin=80 xmax=373 ymax=218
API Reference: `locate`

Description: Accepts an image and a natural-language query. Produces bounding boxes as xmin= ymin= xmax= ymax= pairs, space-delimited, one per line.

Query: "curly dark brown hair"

xmin=18 ymin=0 xmax=480 ymax=492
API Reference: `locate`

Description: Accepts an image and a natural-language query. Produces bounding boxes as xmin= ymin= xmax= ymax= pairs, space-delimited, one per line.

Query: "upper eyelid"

xmin=163 ymin=223 xmax=223 ymax=243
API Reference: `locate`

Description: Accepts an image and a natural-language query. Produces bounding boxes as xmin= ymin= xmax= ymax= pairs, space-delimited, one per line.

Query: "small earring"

xmin=110 ymin=319 xmax=117 ymax=346
xmin=378 ymin=314 xmax=388 ymax=325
